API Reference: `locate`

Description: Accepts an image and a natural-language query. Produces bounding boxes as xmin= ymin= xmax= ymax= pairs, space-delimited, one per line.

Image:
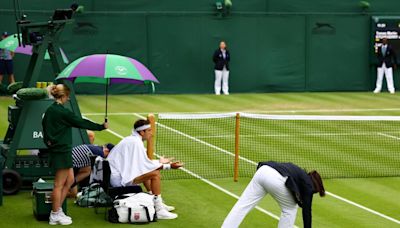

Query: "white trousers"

xmin=215 ymin=69 xmax=230 ymax=95
xmin=222 ymin=165 xmax=298 ymax=228
xmin=375 ymin=63 xmax=395 ymax=93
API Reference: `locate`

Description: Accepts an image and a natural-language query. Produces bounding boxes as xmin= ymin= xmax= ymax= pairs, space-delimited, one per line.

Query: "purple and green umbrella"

xmin=55 ymin=54 xmax=159 ymax=120
xmin=0 ymin=34 xmax=69 ymax=63
xmin=0 ymin=34 xmax=32 ymax=55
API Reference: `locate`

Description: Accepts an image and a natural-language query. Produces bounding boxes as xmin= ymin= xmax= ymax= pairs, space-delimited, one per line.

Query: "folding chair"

xmin=93 ymin=159 xmax=142 ymax=218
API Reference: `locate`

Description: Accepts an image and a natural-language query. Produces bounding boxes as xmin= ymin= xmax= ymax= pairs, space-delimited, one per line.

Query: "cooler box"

xmin=32 ymin=182 xmax=67 ymax=220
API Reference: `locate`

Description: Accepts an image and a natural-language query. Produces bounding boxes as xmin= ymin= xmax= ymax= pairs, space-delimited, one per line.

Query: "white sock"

xmin=51 ymin=210 xmax=59 ymax=215
xmin=148 ymin=191 xmax=153 ymax=194
xmin=154 ymin=195 xmax=163 ymax=210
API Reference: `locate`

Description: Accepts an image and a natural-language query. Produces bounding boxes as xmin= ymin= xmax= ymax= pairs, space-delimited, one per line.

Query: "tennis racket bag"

xmin=109 ymin=192 xmax=156 ymax=223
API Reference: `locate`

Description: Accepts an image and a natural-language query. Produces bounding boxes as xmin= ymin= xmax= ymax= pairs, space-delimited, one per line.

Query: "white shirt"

xmin=108 ymin=131 xmax=162 ymax=187
xmin=221 ymin=49 xmax=226 ymax=59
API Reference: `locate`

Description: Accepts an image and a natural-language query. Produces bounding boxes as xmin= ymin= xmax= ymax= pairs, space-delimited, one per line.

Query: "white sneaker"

xmin=58 ymin=208 xmax=72 ymax=221
xmin=49 ymin=211 xmax=72 ymax=225
xmin=373 ymin=89 xmax=381 ymax=93
xmin=162 ymin=202 xmax=175 ymax=212
xmin=390 ymin=91 xmax=395 ymax=94
xmin=156 ymin=208 xmax=178 ymax=220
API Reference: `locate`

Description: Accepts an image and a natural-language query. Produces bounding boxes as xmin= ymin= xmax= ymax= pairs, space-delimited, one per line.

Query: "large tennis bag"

xmin=108 ymin=192 xmax=156 ymax=223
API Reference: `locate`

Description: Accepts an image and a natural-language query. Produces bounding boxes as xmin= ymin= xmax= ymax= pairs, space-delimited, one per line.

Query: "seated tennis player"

xmin=107 ymin=119 xmax=183 ymax=220
xmin=222 ymin=161 xmax=325 ymax=228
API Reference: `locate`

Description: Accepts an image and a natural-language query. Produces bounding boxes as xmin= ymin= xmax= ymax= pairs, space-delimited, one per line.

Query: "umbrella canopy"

xmin=56 ymin=54 xmax=159 ymax=84
xmin=0 ymin=34 xmax=69 ymax=63
xmin=56 ymin=54 xmax=159 ymax=121
xmin=0 ymin=34 xmax=32 ymax=55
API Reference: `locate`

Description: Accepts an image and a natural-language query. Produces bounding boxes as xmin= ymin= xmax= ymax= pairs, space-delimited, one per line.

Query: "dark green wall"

xmin=1 ymin=1 xmax=399 ymax=94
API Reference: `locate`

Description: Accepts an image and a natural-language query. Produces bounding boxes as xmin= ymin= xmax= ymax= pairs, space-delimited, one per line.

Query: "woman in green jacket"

xmin=42 ymin=84 xmax=108 ymax=225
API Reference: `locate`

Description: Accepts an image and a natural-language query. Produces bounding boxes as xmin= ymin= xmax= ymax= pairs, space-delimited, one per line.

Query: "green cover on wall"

xmin=1 ymin=1 xmax=398 ymax=93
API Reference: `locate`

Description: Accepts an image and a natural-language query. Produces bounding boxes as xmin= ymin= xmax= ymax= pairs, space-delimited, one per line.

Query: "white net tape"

xmin=159 ymin=112 xmax=400 ymax=121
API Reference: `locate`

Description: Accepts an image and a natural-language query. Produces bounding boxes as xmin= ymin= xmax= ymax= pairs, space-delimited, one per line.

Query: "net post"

xmin=234 ymin=112 xmax=240 ymax=182
xmin=147 ymin=114 xmax=156 ymax=160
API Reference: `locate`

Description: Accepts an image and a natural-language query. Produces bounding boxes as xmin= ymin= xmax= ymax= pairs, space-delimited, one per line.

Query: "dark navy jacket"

xmin=377 ymin=45 xmax=397 ymax=68
xmin=213 ymin=49 xmax=230 ymax=70
xmin=257 ymin=161 xmax=314 ymax=228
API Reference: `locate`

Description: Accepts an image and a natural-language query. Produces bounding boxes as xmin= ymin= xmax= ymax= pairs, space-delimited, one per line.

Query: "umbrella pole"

xmin=105 ymin=78 xmax=109 ymax=123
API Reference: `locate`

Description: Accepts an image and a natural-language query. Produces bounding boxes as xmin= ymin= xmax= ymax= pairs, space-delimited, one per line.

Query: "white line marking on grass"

xmin=82 ymin=107 xmax=400 ymax=116
xmin=82 ymin=115 xmax=127 ymax=139
xmin=105 ymin=128 xmax=125 ymax=139
xmin=195 ymin=132 xmax=400 ymax=139
xmin=242 ymin=108 xmax=400 ymax=114
xmin=84 ymin=112 xmax=136 ymax=116
xmin=326 ymin=192 xmax=400 ymax=225
xmin=378 ymin=132 xmax=400 ymax=141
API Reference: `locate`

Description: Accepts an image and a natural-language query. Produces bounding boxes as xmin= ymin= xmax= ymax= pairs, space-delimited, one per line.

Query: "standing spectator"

xmin=42 ymin=84 xmax=108 ymax=225
xmin=213 ymin=41 xmax=230 ymax=95
xmin=374 ymin=38 xmax=397 ymax=94
xmin=0 ymin=32 xmax=15 ymax=85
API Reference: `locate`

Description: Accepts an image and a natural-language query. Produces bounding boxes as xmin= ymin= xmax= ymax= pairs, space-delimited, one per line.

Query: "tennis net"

xmin=155 ymin=113 xmax=400 ymax=180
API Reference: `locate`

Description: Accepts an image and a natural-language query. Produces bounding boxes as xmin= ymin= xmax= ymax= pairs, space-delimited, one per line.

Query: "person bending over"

xmin=69 ymin=143 xmax=114 ymax=197
xmin=107 ymin=119 xmax=183 ymax=220
xmin=222 ymin=161 xmax=325 ymax=228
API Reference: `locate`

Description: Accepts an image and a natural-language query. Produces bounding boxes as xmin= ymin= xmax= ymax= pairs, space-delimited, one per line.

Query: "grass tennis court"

xmin=1 ymin=92 xmax=400 ymax=227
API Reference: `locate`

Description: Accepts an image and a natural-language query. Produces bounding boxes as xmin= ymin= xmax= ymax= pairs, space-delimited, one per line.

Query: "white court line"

xmin=82 ymin=107 xmax=400 ymax=116
xmin=325 ymin=192 xmax=400 ymax=225
xmin=84 ymin=112 xmax=137 ymax=116
xmin=195 ymin=132 xmax=400 ymax=139
xmin=84 ymin=113 xmax=400 ymax=225
xmin=83 ymin=115 xmax=286 ymax=226
xmin=378 ymin=132 xmax=400 ymax=141
xmin=242 ymin=108 xmax=400 ymax=114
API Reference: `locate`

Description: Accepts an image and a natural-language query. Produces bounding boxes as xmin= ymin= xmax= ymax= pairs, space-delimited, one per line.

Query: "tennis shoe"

xmin=49 ymin=210 xmax=72 ymax=225
xmin=156 ymin=208 xmax=178 ymax=220
xmin=58 ymin=208 xmax=72 ymax=221
xmin=162 ymin=202 xmax=175 ymax=211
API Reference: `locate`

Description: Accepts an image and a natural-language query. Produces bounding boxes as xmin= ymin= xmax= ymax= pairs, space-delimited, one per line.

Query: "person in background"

xmin=222 ymin=161 xmax=325 ymax=228
xmin=42 ymin=84 xmax=108 ymax=225
xmin=0 ymin=32 xmax=15 ymax=85
xmin=213 ymin=41 xmax=230 ymax=95
xmin=87 ymin=130 xmax=95 ymax=144
xmin=374 ymin=38 xmax=397 ymax=94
